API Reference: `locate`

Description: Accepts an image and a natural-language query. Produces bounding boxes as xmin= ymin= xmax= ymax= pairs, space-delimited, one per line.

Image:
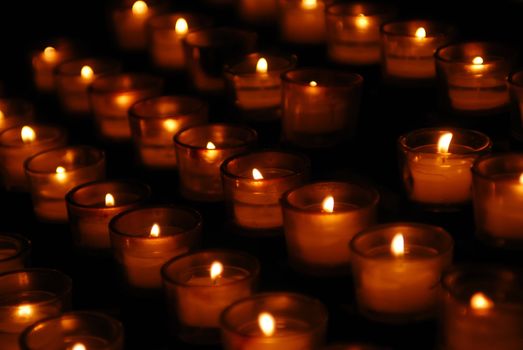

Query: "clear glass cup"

xmin=31 ymin=39 xmax=75 ymax=92
xmin=0 ymin=99 xmax=34 ymax=134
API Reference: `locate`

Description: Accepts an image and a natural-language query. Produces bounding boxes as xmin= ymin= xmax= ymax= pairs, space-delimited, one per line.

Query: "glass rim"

xmin=0 ymin=233 xmax=31 ymax=263
xmin=471 ymin=152 xmax=523 ymax=180
xmin=224 ymin=52 xmax=298 ymax=76
xmin=174 ymin=123 xmax=257 ymax=151
xmin=128 ymin=95 xmax=207 ymax=121
xmin=326 ymin=2 xmax=396 ymax=17
xmin=508 ymin=70 xmax=523 ymax=88
xmin=0 ymin=124 xmax=67 ymax=149
xmin=281 ymin=68 xmax=363 ymax=87
xmin=435 ymin=41 xmax=515 ymax=64
xmin=56 ymin=57 xmax=121 ymax=77
xmin=24 ymin=145 xmax=105 ymax=175
xmin=380 ymin=19 xmax=454 ymax=38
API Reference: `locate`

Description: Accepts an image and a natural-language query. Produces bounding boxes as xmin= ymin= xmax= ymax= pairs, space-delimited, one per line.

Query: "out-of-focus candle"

xmin=31 ymin=40 xmax=74 ymax=92
xmin=0 ymin=233 xmax=30 ymax=274
xmin=0 ymin=99 xmax=34 ymax=135
xmin=350 ymin=223 xmax=453 ymax=322
xmin=238 ymin=0 xmax=278 ymax=24
xmin=280 ymin=0 xmax=326 ymax=44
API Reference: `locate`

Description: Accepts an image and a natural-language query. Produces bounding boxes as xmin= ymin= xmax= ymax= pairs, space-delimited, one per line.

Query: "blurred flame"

xmin=105 ymin=193 xmax=115 ymax=207
xmin=437 ymin=132 xmax=453 ymax=154
xmin=80 ymin=65 xmax=94 ymax=80
xmin=175 ymin=18 xmax=189 ymax=35
xmin=210 ymin=261 xmax=224 ymax=281
xmin=256 ymin=58 xmax=268 ymax=74
xmin=55 ymin=166 xmax=67 ymax=182
xmin=16 ymin=304 xmax=33 ymax=319
xmin=132 ymin=1 xmax=148 ymax=15
xmin=322 ymin=196 xmax=334 ymax=213
xmin=355 ymin=14 xmax=369 ymax=29
xmin=150 ymin=223 xmax=160 ymax=237
xmin=258 ymin=312 xmax=276 ymax=336
xmin=301 ymin=0 xmax=317 ymax=10
xmin=415 ymin=27 xmax=426 ymax=39
xmin=43 ymin=46 xmax=57 ymax=62
xmin=391 ymin=233 xmax=405 ymax=257
xmin=163 ymin=119 xmax=178 ymax=133
xmin=309 ymin=81 xmax=318 ymax=87
xmin=252 ymin=168 xmax=264 ymax=180
xmin=21 ymin=126 xmax=36 ymax=143
xmin=472 ymin=56 xmax=484 ymax=65
xmin=470 ymin=292 xmax=494 ymax=310
xmin=72 ymin=344 xmax=86 ymax=350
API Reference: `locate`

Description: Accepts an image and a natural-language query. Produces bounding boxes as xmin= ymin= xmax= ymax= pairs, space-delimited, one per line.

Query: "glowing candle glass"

xmin=441 ymin=266 xmax=523 ymax=350
xmin=225 ymin=53 xmax=296 ymax=122
xmin=110 ymin=206 xmax=202 ymax=291
xmin=508 ymin=71 xmax=523 ymax=141
xmin=221 ymin=292 xmax=328 ymax=350
xmin=0 ymin=124 xmax=67 ymax=191
xmin=162 ymin=250 xmax=259 ymax=344
xmin=56 ymin=58 xmax=121 ymax=115
xmin=24 ymin=146 xmax=106 ymax=222
xmin=399 ymin=128 xmax=491 ymax=211
xmin=183 ymin=28 xmax=257 ymax=93
xmin=280 ymin=0 xmax=326 ymax=44
xmin=350 ymin=223 xmax=453 ymax=323
xmin=221 ymin=151 xmax=310 ymax=235
xmin=0 ymin=99 xmax=34 ymax=134
xmin=90 ymin=73 xmax=164 ymax=141
xmin=0 ymin=233 xmax=30 ymax=274
xmin=282 ymin=181 xmax=379 ymax=276
xmin=326 ymin=3 xmax=395 ymax=65
xmin=381 ymin=20 xmax=454 ymax=82
xmin=66 ymin=180 xmax=151 ymax=251
xmin=436 ymin=42 xmax=515 ymax=115
xmin=20 ymin=311 xmax=124 ymax=350
xmin=238 ymin=0 xmax=278 ymax=24
xmin=282 ymin=69 xmax=363 ymax=148
xmin=129 ymin=96 xmax=208 ymax=169
xmin=31 ymin=40 xmax=74 ymax=92
xmin=175 ymin=124 xmax=257 ymax=202
xmin=147 ymin=13 xmax=212 ymax=70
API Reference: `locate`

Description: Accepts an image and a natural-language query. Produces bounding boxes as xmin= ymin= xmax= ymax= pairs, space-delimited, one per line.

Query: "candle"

xmin=31 ymin=40 xmax=74 ymax=92
xmin=350 ymin=223 xmax=453 ymax=322
xmin=281 ymin=68 xmax=363 ymax=148
xmin=225 ymin=53 xmax=296 ymax=121
xmin=508 ymin=70 xmax=523 ymax=140
xmin=238 ymin=0 xmax=278 ymax=24
xmin=148 ymin=13 xmax=212 ymax=70
xmin=183 ymin=28 xmax=257 ymax=93
xmin=436 ymin=42 xmax=515 ymax=114
xmin=0 ymin=99 xmax=34 ymax=135
xmin=221 ymin=151 xmax=310 ymax=234
xmin=20 ymin=311 xmax=124 ymax=350
xmin=24 ymin=146 xmax=106 ymax=222
xmin=399 ymin=128 xmax=491 ymax=211
xmin=66 ymin=180 xmax=151 ymax=251
xmin=381 ymin=20 xmax=454 ymax=81
xmin=325 ymin=3 xmax=395 ymax=65
xmin=441 ymin=266 xmax=523 ymax=350
xmin=162 ymin=250 xmax=259 ymax=344
xmin=281 ymin=181 xmax=379 ymax=276
xmin=0 ymin=233 xmax=30 ymax=274
xmin=110 ymin=206 xmax=201 ymax=290
xmin=89 ymin=73 xmax=164 ymax=141
xmin=0 ymin=124 xmax=67 ymax=191
xmin=221 ymin=293 xmax=328 ymax=350
xmin=175 ymin=124 xmax=257 ymax=202
xmin=55 ymin=58 xmax=121 ymax=115
xmin=280 ymin=0 xmax=326 ymax=44
xmin=129 ymin=96 xmax=208 ymax=169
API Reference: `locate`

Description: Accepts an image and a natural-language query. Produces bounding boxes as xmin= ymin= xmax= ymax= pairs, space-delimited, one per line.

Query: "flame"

xmin=175 ymin=18 xmax=189 ymax=35
xmin=43 ymin=46 xmax=57 ymax=62
xmin=206 ymin=141 xmax=216 ymax=150
xmin=258 ymin=312 xmax=276 ymax=336
xmin=132 ymin=0 xmax=148 ymax=15
xmin=252 ymin=168 xmax=264 ymax=180
xmin=472 ymin=56 xmax=484 ymax=65
xmin=163 ymin=119 xmax=178 ymax=132
xmin=309 ymin=81 xmax=318 ymax=87
xmin=150 ymin=223 xmax=160 ymax=238
xmin=437 ymin=132 xmax=453 ymax=154
xmin=21 ymin=126 xmax=36 ymax=143
xmin=322 ymin=196 xmax=334 ymax=213
xmin=115 ymin=94 xmax=132 ymax=107
xmin=55 ymin=166 xmax=67 ymax=182
xmin=391 ymin=233 xmax=405 ymax=257
xmin=256 ymin=58 xmax=268 ymax=74
xmin=80 ymin=65 xmax=94 ymax=80
xmin=355 ymin=14 xmax=369 ymax=29
xmin=301 ymin=0 xmax=317 ymax=10
xmin=0 ymin=110 xmax=3 ymax=119
xmin=210 ymin=261 xmax=224 ymax=282
xmin=470 ymin=292 xmax=494 ymax=310
xmin=519 ymin=173 xmax=523 ymax=184
xmin=16 ymin=304 xmax=33 ymax=319
xmin=72 ymin=344 xmax=86 ymax=350
xmin=415 ymin=27 xmax=426 ymax=39
xmin=105 ymin=193 xmax=115 ymax=207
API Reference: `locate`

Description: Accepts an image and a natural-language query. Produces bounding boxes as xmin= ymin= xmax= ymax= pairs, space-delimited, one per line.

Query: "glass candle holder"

xmin=381 ymin=20 xmax=454 ymax=82
xmin=0 ymin=268 xmax=71 ymax=350
xmin=0 ymin=99 xmax=34 ymax=134
xmin=162 ymin=250 xmax=260 ymax=344
xmin=508 ymin=70 xmax=523 ymax=141
xmin=238 ymin=0 xmax=278 ymax=24
xmin=281 ymin=181 xmax=379 ymax=276
xmin=282 ymin=68 xmax=363 ymax=148
xmin=20 ymin=311 xmax=124 ymax=350
xmin=220 ymin=292 xmax=328 ymax=350
xmin=221 ymin=150 xmax=310 ymax=234
xmin=441 ymin=266 xmax=523 ymax=350
xmin=280 ymin=0 xmax=326 ymax=44
xmin=225 ymin=53 xmax=296 ymax=122
xmin=56 ymin=58 xmax=122 ymax=115
xmin=0 ymin=233 xmax=30 ymax=274
xmin=66 ymin=180 xmax=151 ymax=251
xmin=129 ymin=96 xmax=208 ymax=169
xmin=112 ymin=0 xmax=166 ymax=51
xmin=147 ymin=13 xmax=212 ymax=70
xmin=0 ymin=124 xmax=67 ymax=191
xmin=31 ymin=39 xmax=74 ymax=92
xmin=435 ymin=42 xmax=515 ymax=114
xmin=350 ymin=223 xmax=453 ymax=323
xmin=90 ymin=73 xmax=164 ymax=141
xmin=183 ymin=27 xmax=257 ymax=93
xmin=24 ymin=146 xmax=106 ymax=222
xmin=326 ymin=3 xmax=395 ymax=65
xmin=175 ymin=124 xmax=257 ymax=202
xmin=472 ymin=153 xmax=523 ymax=247
xmin=109 ymin=206 xmax=202 ymax=291
xmin=399 ymin=128 xmax=492 ymax=211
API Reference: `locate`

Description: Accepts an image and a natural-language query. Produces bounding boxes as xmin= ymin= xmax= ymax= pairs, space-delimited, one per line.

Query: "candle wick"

xmin=212 ymin=275 xmax=221 ymax=286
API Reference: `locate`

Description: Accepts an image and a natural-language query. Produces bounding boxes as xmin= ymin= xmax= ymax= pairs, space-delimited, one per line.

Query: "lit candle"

xmin=31 ymin=40 xmax=74 ymax=92
xmin=350 ymin=223 xmax=453 ymax=322
xmin=0 ymin=233 xmax=30 ymax=274
xmin=280 ymin=0 xmax=326 ymax=44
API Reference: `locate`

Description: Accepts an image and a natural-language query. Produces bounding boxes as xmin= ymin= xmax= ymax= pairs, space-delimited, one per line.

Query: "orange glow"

xmin=469 ymin=56 xmax=485 ymax=73
xmin=301 ymin=0 xmax=317 ymax=10
xmin=258 ymin=312 xmax=276 ymax=336
xmin=72 ymin=344 xmax=86 ymax=350
xmin=175 ymin=18 xmax=189 ymax=36
xmin=16 ymin=304 xmax=33 ymax=319
xmin=470 ymin=292 xmax=494 ymax=311
xmin=43 ymin=46 xmax=57 ymax=62
xmin=210 ymin=261 xmax=224 ymax=282
xmin=55 ymin=166 xmax=67 ymax=182
xmin=105 ymin=193 xmax=115 ymax=207
xmin=132 ymin=1 xmax=148 ymax=15
xmin=519 ymin=173 xmax=523 ymax=184
xmin=322 ymin=196 xmax=334 ymax=213
xmin=0 ymin=110 xmax=4 ymax=119
xmin=355 ymin=14 xmax=369 ymax=29
xmin=115 ymin=94 xmax=132 ymax=107
xmin=309 ymin=81 xmax=318 ymax=87
xmin=472 ymin=56 xmax=484 ymax=65
xmin=437 ymin=132 xmax=453 ymax=154
xmin=206 ymin=141 xmax=216 ymax=150
xmin=415 ymin=27 xmax=426 ymax=39
xmin=80 ymin=65 xmax=94 ymax=80
xmin=391 ymin=233 xmax=405 ymax=257
xmin=21 ymin=126 xmax=36 ymax=143
xmin=150 ymin=223 xmax=160 ymax=238
xmin=252 ymin=168 xmax=264 ymax=180
xmin=163 ymin=119 xmax=178 ymax=133
xmin=256 ymin=58 xmax=268 ymax=74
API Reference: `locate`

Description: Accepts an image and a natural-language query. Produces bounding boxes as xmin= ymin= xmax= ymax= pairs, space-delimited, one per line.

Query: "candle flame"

xmin=252 ymin=168 xmax=264 ymax=180
xmin=355 ymin=14 xmax=369 ymax=29
xmin=472 ymin=56 xmax=484 ymax=65
xmin=16 ymin=304 xmax=33 ymax=318
xmin=301 ymin=0 xmax=317 ymax=10
xmin=415 ymin=27 xmax=426 ymax=39
xmin=0 ymin=110 xmax=3 ymax=119
xmin=150 ymin=223 xmax=160 ymax=237
xmin=437 ymin=132 xmax=453 ymax=154
xmin=80 ymin=65 xmax=94 ymax=80
xmin=519 ymin=173 xmax=523 ymax=184
xmin=258 ymin=312 xmax=276 ymax=336
xmin=21 ymin=126 xmax=36 ymax=143
xmin=470 ymin=292 xmax=494 ymax=310
xmin=43 ymin=46 xmax=57 ymax=62
xmin=55 ymin=166 xmax=67 ymax=181
xmin=309 ymin=81 xmax=318 ymax=87
xmin=105 ymin=193 xmax=115 ymax=207
xmin=72 ymin=344 xmax=86 ymax=350
xmin=115 ymin=94 xmax=132 ymax=107
xmin=206 ymin=141 xmax=216 ymax=150
xmin=163 ymin=119 xmax=178 ymax=132
xmin=391 ymin=233 xmax=405 ymax=257
xmin=256 ymin=58 xmax=268 ymax=74
xmin=175 ymin=18 xmax=189 ymax=35
xmin=132 ymin=0 xmax=148 ymax=15
xmin=210 ymin=261 xmax=224 ymax=281
xmin=322 ymin=196 xmax=334 ymax=213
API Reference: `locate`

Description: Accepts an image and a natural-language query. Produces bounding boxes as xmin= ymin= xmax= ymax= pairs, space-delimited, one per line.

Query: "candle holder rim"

xmin=0 ymin=98 xmax=34 ymax=116
xmin=65 ymin=179 xmax=151 ymax=210
xmin=90 ymin=72 xmax=164 ymax=93
xmin=0 ymin=232 xmax=31 ymax=263
xmin=161 ymin=249 xmax=260 ymax=287
xmin=128 ymin=95 xmax=207 ymax=120
xmin=508 ymin=70 xmax=523 ymax=88
xmin=281 ymin=68 xmax=363 ymax=87
xmin=0 ymin=124 xmax=67 ymax=148
xmin=224 ymin=52 xmax=298 ymax=76
xmin=24 ymin=145 xmax=105 ymax=175
xmin=280 ymin=180 xmax=380 ymax=214
xmin=147 ymin=12 xmax=213 ymax=29
xmin=435 ymin=41 xmax=516 ymax=64
xmin=174 ymin=123 xmax=257 ymax=151
xmin=184 ymin=27 xmax=257 ymax=48
xmin=326 ymin=2 xmax=396 ymax=16
xmin=220 ymin=292 xmax=328 ymax=338
xmin=471 ymin=152 xmax=523 ymax=180
xmin=56 ymin=57 xmax=122 ymax=77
